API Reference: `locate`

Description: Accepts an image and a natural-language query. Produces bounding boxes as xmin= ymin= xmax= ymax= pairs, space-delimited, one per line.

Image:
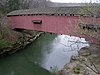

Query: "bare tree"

xmin=77 ymin=3 xmax=100 ymax=44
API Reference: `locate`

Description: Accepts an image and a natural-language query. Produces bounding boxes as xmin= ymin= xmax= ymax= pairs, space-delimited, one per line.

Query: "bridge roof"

xmin=7 ymin=7 xmax=100 ymax=16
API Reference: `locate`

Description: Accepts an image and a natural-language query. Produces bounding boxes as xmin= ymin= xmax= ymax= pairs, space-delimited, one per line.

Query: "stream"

xmin=0 ymin=33 xmax=89 ymax=75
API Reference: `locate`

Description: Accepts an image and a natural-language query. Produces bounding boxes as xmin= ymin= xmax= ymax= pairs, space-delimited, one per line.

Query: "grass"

xmin=0 ymin=25 xmax=22 ymax=49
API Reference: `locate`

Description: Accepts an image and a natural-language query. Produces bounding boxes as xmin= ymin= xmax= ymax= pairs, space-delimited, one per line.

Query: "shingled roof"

xmin=7 ymin=7 xmax=100 ymax=16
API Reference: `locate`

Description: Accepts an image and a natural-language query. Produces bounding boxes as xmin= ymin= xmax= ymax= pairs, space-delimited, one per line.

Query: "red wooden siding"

xmin=7 ymin=15 xmax=100 ymax=42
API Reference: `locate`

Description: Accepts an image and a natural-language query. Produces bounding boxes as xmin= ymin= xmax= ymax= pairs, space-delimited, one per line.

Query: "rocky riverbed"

xmin=57 ymin=44 xmax=100 ymax=75
xmin=0 ymin=30 xmax=43 ymax=57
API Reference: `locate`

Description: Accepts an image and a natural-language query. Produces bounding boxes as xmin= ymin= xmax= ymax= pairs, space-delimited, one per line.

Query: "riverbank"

xmin=0 ymin=30 xmax=44 ymax=57
xmin=57 ymin=44 xmax=100 ymax=75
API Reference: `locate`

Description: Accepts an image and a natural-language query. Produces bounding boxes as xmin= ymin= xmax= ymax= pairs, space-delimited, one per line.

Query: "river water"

xmin=0 ymin=33 xmax=89 ymax=75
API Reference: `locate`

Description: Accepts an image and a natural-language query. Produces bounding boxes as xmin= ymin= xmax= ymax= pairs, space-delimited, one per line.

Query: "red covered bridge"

xmin=7 ymin=7 xmax=100 ymax=42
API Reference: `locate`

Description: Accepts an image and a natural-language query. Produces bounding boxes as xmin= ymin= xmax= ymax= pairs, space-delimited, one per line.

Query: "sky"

xmin=50 ymin=0 xmax=99 ymax=3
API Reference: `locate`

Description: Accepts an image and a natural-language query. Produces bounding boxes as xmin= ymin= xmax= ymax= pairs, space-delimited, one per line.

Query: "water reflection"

xmin=0 ymin=33 xmax=89 ymax=75
xmin=42 ymin=35 xmax=89 ymax=70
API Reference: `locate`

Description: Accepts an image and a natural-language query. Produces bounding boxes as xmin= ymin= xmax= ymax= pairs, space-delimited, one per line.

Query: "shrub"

xmin=74 ymin=64 xmax=81 ymax=74
xmin=0 ymin=39 xmax=9 ymax=49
